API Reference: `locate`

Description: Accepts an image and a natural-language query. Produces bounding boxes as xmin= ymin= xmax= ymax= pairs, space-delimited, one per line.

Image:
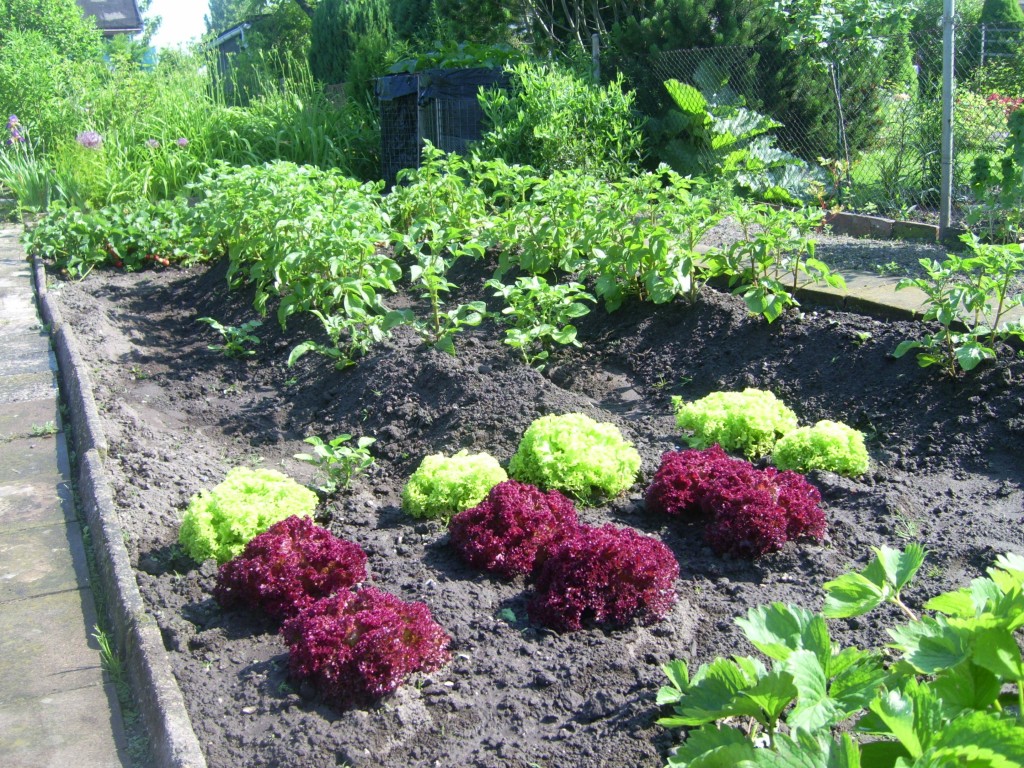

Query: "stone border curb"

xmin=32 ymin=256 xmax=207 ymax=768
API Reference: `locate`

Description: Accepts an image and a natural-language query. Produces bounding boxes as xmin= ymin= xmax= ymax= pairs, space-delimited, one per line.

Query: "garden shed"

xmin=377 ymin=67 xmax=509 ymax=187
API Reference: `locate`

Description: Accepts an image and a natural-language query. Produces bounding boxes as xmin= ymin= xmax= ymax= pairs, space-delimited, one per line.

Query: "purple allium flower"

xmin=145 ymin=138 xmax=160 ymax=149
xmin=176 ymin=137 xmax=188 ymax=147
xmin=76 ymin=131 xmax=103 ymax=150
xmin=6 ymin=115 xmax=19 ymax=130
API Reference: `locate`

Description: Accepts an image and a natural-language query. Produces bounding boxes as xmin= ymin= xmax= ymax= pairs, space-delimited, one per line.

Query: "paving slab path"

xmin=0 ymin=225 xmax=129 ymax=768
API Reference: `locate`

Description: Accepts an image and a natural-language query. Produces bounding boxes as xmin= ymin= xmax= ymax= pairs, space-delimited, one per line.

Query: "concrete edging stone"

xmin=33 ymin=255 xmax=207 ymax=768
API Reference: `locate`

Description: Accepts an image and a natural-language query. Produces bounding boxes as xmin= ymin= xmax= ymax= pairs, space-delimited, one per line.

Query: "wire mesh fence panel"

xmin=643 ymin=24 xmax=1024 ymax=224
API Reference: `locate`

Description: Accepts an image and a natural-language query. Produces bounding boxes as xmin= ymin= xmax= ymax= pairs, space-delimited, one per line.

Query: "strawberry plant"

xmin=214 ymin=515 xmax=367 ymax=621
xmin=672 ymin=388 xmax=799 ymax=459
xmin=448 ymin=480 xmax=579 ymax=579
xmin=508 ymin=413 xmax=641 ymax=501
xmin=486 ymin=275 xmax=594 ymax=369
xmin=178 ymin=467 xmax=319 ymax=564
xmin=281 ymin=587 xmax=451 ymax=708
xmin=401 ymin=450 xmax=508 ymax=520
xmin=528 ymin=523 xmax=679 ymax=632
xmin=772 ymin=419 xmax=870 ymax=477
xmin=657 ymin=544 xmax=1024 ymax=767
xmin=196 ymin=317 xmax=262 ymax=358
xmin=293 ymin=434 xmax=376 ymax=493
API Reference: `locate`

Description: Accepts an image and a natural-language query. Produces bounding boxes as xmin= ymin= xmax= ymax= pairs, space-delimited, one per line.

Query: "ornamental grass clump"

xmin=508 ymin=413 xmax=641 ymax=501
xmin=178 ymin=467 xmax=318 ymax=564
xmin=672 ymin=388 xmax=798 ymax=458
xmin=772 ymin=420 xmax=870 ymax=477
xmin=281 ymin=587 xmax=451 ymax=708
xmin=214 ymin=515 xmax=367 ymax=621
xmin=528 ymin=524 xmax=679 ymax=632
xmin=645 ymin=447 xmax=825 ymax=559
xmin=401 ymin=450 xmax=507 ymax=520
xmin=448 ymin=480 xmax=580 ymax=579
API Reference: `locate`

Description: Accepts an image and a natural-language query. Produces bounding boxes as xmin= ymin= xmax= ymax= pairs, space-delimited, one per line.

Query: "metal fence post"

xmin=940 ymin=0 xmax=955 ymax=238
xmin=592 ymin=33 xmax=600 ymax=84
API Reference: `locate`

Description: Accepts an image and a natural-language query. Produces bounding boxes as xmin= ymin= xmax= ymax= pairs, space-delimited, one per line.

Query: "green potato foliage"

xmin=508 ymin=413 xmax=641 ymax=502
xmin=401 ymin=450 xmax=507 ymax=520
xmin=672 ymin=388 xmax=798 ymax=458
xmin=772 ymin=419 xmax=870 ymax=477
xmin=179 ymin=467 xmax=318 ymax=564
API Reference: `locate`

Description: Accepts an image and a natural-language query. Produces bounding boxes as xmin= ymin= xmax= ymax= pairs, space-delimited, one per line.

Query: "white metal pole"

xmin=940 ymin=0 xmax=955 ymax=238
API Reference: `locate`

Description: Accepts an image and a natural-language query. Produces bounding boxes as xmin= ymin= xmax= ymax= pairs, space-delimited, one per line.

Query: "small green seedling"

xmin=294 ymin=434 xmax=376 ymax=493
xmin=197 ymin=317 xmax=262 ymax=358
xmin=30 ymin=421 xmax=58 ymax=436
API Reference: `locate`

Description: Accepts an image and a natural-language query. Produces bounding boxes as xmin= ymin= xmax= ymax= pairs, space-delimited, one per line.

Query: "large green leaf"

xmin=932 ymin=711 xmax=1024 ymax=767
xmin=741 ymin=669 xmax=799 ymax=726
xmin=971 ymin=626 xmax=1024 ymax=681
xmin=744 ymin=732 xmax=862 ymax=768
xmin=786 ymin=650 xmax=842 ymax=735
xmin=868 ymin=689 xmax=923 ymax=759
xmin=823 ymin=573 xmax=887 ymax=618
xmin=665 ymin=79 xmax=709 ymax=117
xmin=666 ymin=725 xmax=756 ymax=767
xmin=932 ymin=661 xmax=1001 ymax=712
xmin=735 ymin=603 xmax=831 ymax=665
xmin=888 ymin=616 xmax=969 ymax=673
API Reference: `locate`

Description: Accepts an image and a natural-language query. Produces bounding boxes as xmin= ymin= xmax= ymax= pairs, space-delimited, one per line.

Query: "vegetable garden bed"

xmin=50 ymin=246 xmax=1024 ymax=767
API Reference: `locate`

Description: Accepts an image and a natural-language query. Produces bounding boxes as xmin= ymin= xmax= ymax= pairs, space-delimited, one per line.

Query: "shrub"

xmin=508 ymin=413 xmax=641 ymax=501
xmin=178 ymin=467 xmax=318 ymax=564
xmin=645 ymin=447 xmax=826 ymax=558
xmin=448 ymin=480 xmax=579 ymax=578
xmin=281 ymin=587 xmax=451 ymax=707
xmin=401 ymin=450 xmax=507 ymax=520
xmin=772 ymin=420 xmax=870 ymax=477
xmin=213 ymin=515 xmax=367 ymax=621
xmin=671 ymin=388 xmax=799 ymax=458
xmin=528 ymin=524 xmax=679 ymax=632
xmin=476 ymin=61 xmax=644 ymax=180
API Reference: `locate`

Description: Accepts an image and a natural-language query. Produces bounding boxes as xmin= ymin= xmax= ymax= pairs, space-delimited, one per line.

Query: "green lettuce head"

xmin=179 ymin=467 xmax=318 ymax=563
xmin=672 ymin=388 xmax=798 ymax=458
xmin=772 ymin=420 xmax=870 ymax=477
xmin=508 ymin=413 xmax=640 ymax=501
xmin=401 ymin=450 xmax=508 ymax=520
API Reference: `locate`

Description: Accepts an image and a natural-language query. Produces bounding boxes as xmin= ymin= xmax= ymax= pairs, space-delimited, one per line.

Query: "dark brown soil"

xmin=49 ymin=249 xmax=1024 ymax=768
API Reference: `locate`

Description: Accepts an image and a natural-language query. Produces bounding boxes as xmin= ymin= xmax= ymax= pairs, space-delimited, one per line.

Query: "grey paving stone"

xmin=0 ymin=397 xmax=60 ymax=440
xmin=0 ymin=682 xmax=128 ymax=768
xmin=0 ymin=478 xmax=75 ymax=532
xmin=0 ymin=521 xmax=90 ymax=602
xmin=0 ymin=434 xmax=66 ymax=485
xmin=0 ymin=369 xmax=56 ymax=406
xmin=0 ymin=331 xmax=53 ymax=376
xmin=0 ymin=588 xmax=105 ymax=703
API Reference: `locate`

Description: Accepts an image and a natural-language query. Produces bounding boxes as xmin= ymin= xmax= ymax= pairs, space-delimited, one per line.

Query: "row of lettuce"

xmin=176 ymin=386 xmax=1024 ymax=766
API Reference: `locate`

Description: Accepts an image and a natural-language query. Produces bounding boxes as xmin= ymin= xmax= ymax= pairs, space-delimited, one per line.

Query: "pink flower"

xmin=76 ymin=131 xmax=103 ymax=149
xmin=176 ymin=137 xmax=188 ymax=147
xmin=145 ymin=138 xmax=160 ymax=149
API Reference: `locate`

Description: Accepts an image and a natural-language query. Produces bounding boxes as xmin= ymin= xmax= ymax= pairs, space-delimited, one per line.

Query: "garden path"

xmin=0 ymin=225 xmax=129 ymax=767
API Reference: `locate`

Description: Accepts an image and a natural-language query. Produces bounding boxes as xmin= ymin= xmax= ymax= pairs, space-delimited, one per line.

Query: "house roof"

xmin=76 ymin=0 xmax=143 ymax=36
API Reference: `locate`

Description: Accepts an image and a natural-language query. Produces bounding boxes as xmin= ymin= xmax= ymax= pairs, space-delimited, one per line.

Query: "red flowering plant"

xmin=448 ymin=480 xmax=580 ymax=579
xmin=281 ymin=587 xmax=451 ymax=707
xmin=645 ymin=447 xmax=825 ymax=558
xmin=528 ymin=524 xmax=679 ymax=632
xmin=214 ymin=515 xmax=367 ymax=621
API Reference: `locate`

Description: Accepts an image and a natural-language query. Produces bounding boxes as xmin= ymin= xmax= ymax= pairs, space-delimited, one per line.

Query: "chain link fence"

xmin=642 ymin=24 xmax=1024 ymax=223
